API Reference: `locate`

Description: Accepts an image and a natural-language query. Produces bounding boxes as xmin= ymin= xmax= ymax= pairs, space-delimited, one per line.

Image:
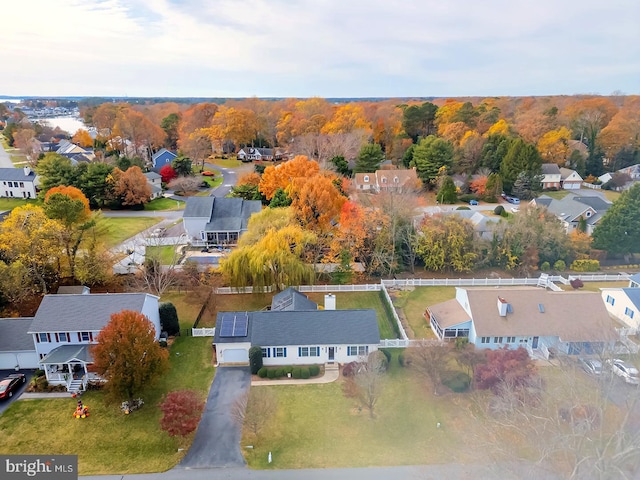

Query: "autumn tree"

xmin=410 ymin=135 xmax=454 ymax=188
xmin=232 ymin=387 xmax=278 ymax=441
xmin=0 ymin=204 xmax=63 ymax=294
xmin=592 ymin=183 xmax=640 ymax=256
xmin=413 ymin=214 xmax=477 ymax=272
xmin=258 ymin=155 xmax=320 ymax=200
xmin=74 ymin=239 xmax=112 ymax=287
xmin=91 ymin=310 xmax=169 ymax=404
xmin=43 ymin=186 xmax=95 ymax=278
xmin=408 ymin=341 xmax=451 ymax=395
xmin=113 ymin=106 xmax=166 ymax=157
xmin=72 ymin=129 xmax=94 ymax=148
xmin=353 ymin=143 xmax=385 ymax=173
xmin=470 ymin=176 xmax=488 ymax=196
xmin=160 ymin=390 xmax=205 ymax=437
xmin=321 ymin=104 xmax=371 ymax=135
xmin=475 ymin=346 xmax=536 ymax=393
xmin=168 ymin=176 xmax=202 ymax=195
xmin=109 ymin=166 xmax=152 ymax=208
xmin=0 ymin=261 xmax=36 ymax=308
xmin=159 ymin=164 xmax=177 ymax=184
xmin=537 ymin=127 xmax=572 ymax=165
xmin=289 ymin=174 xmax=346 ymax=234
xmin=13 ymin=128 xmax=37 ymax=159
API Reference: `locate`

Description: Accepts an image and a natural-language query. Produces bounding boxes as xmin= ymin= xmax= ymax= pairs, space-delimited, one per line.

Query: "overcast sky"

xmin=2 ymin=0 xmax=639 ymax=98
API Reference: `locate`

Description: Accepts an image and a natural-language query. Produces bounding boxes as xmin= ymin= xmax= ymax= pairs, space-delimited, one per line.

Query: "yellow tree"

xmin=206 ymin=106 xmax=258 ymax=150
xmin=0 ymin=204 xmax=64 ymax=293
xmin=259 ymin=155 xmax=320 ymax=200
xmin=485 ymin=119 xmax=511 ymax=137
xmin=72 ymin=129 xmax=94 ymax=148
xmin=289 ymin=174 xmax=347 ymax=234
xmin=321 ymin=104 xmax=371 ymax=135
xmin=537 ymin=127 xmax=572 ymax=165
xmin=435 ymin=100 xmax=464 ymax=131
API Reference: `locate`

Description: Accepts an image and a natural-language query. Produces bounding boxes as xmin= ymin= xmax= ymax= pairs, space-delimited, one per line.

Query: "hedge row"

xmin=256 ymin=364 xmax=321 ymax=379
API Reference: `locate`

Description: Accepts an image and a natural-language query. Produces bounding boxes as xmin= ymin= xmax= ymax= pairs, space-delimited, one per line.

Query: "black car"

xmin=0 ymin=373 xmax=26 ymax=400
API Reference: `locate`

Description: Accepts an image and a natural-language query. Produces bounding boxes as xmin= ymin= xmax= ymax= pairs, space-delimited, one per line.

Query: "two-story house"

xmin=354 ymin=168 xmax=421 ymax=193
xmin=541 ymin=163 xmax=562 ymax=189
xmin=151 ymin=148 xmax=178 ymax=170
xmin=0 ymin=166 xmax=38 ymax=199
xmin=144 ymin=171 xmax=163 ymax=199
xmin=27 ymin=292 xmax=160 ymax=392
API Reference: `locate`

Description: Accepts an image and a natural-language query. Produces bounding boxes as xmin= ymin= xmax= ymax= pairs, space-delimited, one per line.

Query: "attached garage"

xmin=0 ymin=318 xmax=38 ymax=370
xmin=220 ymin=348 xmax=249 ymax=365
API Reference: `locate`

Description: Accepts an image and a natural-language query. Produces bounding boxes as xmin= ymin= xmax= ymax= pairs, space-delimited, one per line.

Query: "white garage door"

xmin=17 ymin=352 xmax=40 ymax=369
xmin=0 ymin=353 xmax=18 ymax=370
xmin=222 ymin=348 xmax=249 ymax=364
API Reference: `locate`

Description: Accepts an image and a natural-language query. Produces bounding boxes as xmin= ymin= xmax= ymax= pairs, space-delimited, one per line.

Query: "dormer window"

xmin=585 ymin=211 xmax=592 ymax=217
xmin=394 ymin=177 xmax=399 ymax=183
xmin=381 ymin=177 xmax=387 ymax=183
xmin=363 ymin=175 xmax=369 ymax=182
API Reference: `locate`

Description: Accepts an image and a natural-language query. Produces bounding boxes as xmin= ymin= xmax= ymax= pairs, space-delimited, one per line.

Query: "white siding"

xmin=33 ymin=331 xmax=100 ymax=357
xmin=183 ymin=217 xmax=208 ymax=241
xmin=261 ymin=344 xmax=379 ymax=366
xmin=141 ymin=295 xmax=161 ymax=338
xmin=601 ymin=289 xmax=640 ymax=329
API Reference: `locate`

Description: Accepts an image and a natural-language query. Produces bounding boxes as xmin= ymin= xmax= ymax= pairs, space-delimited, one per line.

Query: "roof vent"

xmin=538 ymin=303 xmax=545 ymax=313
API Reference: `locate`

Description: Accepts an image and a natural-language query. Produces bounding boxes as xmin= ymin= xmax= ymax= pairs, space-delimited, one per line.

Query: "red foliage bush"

xmin=159 ymin=390 xmax=205 ymax=437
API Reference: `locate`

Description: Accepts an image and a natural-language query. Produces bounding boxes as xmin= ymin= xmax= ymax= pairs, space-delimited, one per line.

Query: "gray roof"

xmin=0 ymin=318 xmax=35 ymax=352
xmin=559 ymin=168 xmax=581 ymax=181
xmin=0 ymin=168 xmax=36 ymax=182
xmin=533 ymin=196 xmax=553 ymax=207
xmin=214 ymin=310 xmax=380 ymax=346
xmin=145 ymin=172 xmax=162 ymax=180
xmin=56 ymin=286 xmax=90 ymax=295
xmin=271 ymin=287 xmax=318 ymax=311
xmin=538 ymin=193 xmax=610 ymax=224
xmin=41 ymin=344 xmax=91 ymax=364
xmin=184 ymin=197 xmax=215 ymax=218
xmin=623 ymin=288 xmax=640 ymax=310
xmin=28 ymin=293 xmax=152 ymax=333
xmin=541 ymin=163 xmax=561 ymax=175
xmin=184 ymin=197 xmax=262 ymax=231
xmin=629 ymin=273 xmax=640 ymax=285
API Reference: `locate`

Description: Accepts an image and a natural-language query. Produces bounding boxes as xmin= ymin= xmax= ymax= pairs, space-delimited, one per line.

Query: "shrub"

xmin=267 ymin=368 xmax=277 ymax=379
xmin=540 ymin=261 xmax=550 ymax=271
xmin=34 ymin=369 xmax=45 ymax=378
xmin=300 ymin=367 xmax=310 ymax=379
xmin=342 ymin=361 xmax=361 ymax=377
xmin=249 ymin=346 xmax=263 ymax=374
xmin=380 ymin=349 xmax=392 ymax=364
xmin=553 ymin=260 xmax=566 ymax=271
xmin=284 ymin=365 xmax=294 ymax=375
xmin=257 ymin=367 xmax=268 ymax=378
xmin=458 ymin=194 xmax=478 ymax=203
xmin=158 ymin=302 xmax=180 ymax=336
xmin=442 ymin=371 xmax=471 ymax=392
xmin=292 ymin=367 xmax=302 ymax=379
xmin=309 ymin=365 xmax=320 ymax=376
xmin=275 ymin=368 xmax=285 ymax=378
xmin=494 ymin=205 xmax=504 ymax=215
xmin=570 ymin=259 xmax=600 ymax=272
xmin=398 ymin=353 xmax=405 ymax=367
xmin=456 ymin=206 xmax=471 ymax=210
xmin=369 ymin=350 xmax=389 ymax=371
xmin=570 ymin=278 xmax=584 ymax=289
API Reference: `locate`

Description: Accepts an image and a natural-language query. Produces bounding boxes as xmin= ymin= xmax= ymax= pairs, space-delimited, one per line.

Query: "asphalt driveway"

xmin=179 ymin=366 xmax=251 ymax=469
xmin=0 ymin=370 xmax=32 ymax=415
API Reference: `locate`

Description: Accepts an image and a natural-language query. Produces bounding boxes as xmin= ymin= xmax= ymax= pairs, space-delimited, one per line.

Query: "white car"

xmin=608 ymin=359 xmax=639 ymax=385
xmin=510 ymin=207 xmax=519 ymax=213
xmin=579 ymin=358 xmax=602 ymax=376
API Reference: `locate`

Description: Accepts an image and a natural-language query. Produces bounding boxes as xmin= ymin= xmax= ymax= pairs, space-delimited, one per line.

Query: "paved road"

xmin=0 ymin=139 xmax=14 ymax=168
xmin=0 ymin=370 xmax=32 ymax=415
xmin=180 ymin=367 xmax=251 ymax=469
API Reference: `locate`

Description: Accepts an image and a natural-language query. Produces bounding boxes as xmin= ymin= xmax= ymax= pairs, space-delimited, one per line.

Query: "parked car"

xmin=201 ymin=171 xmax=216 ymax=177
xmin=510 ymin=207 xmax=520 ymax=213
xmin=579 ymin=358 xmax=602 ymax=376
xmin=608 ymin=359 xmax=640 ymax=384
xmin=150 ymin=228 xmax=165 ymax=238
xmin=469 ymin=199 xmax=479 ymax=206
xmin=505 ymin=196 xmax=520 ymax=205
xmin=0 ymin=373 xmax=26 ymax=400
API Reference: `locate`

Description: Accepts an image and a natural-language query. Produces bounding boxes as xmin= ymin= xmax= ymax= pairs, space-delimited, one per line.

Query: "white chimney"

xmin=324 ymin=293 xmax=336 ymax=311
xmin=497 ymin=297 xmax=508 ymax=317
xmin=23 ymin=166 xmax=32 ymax=176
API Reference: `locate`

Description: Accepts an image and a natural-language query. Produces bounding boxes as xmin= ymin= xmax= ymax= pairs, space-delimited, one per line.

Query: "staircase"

xmin=67 ymin=379 xmax=83 ymax=394
xmin=325 ymin=363 xmax=340 ymax=374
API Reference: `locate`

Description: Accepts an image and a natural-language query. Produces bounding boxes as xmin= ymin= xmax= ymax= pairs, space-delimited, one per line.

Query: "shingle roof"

xmin=152 ymin=148 xmax=177 ymax=162
xmin=184 ymin=197 xmax=215 ymax=218
xmin=271 ymin=287 xmax=318 ymax=311
xmin=428 ymin=299 xmax=470 ymax=328
xmin=629 ymin=273 xmax=640 ymax=285
xmin=0 ymin=168 xmax=36 ymax=182
xmin=0 ymin=318 xmax=35 ymax=351
xmin=540 ymin=193 xmax=610 ymax=224
xmin=205 ymin=198 xmax=261 ymax=232
xmin=559 ymin=168 xmax=581 ymax=181
xmin=145 ymin=172 xmax=162 ymax=180
xmin=41 ymin=345 xmax=91 ymax=364
xmin=28 ymin=293 xmax=152 ymax=333
xmin=56 ymin=286 xmax=90 ymax=295
xmin=214 ymin=309 xmax=380 ymax=346
xmin=623 ymin=288 xmax=640 ymax=310
xmin=542 ymin=163 xmax=561 ymax=175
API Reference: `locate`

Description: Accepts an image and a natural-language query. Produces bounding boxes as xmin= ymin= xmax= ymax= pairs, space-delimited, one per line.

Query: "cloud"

xmin=2 ymin=0 xmax=639 ymax=96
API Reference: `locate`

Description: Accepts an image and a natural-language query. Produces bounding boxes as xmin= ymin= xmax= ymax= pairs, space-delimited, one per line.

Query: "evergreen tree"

xmin=437 ymin=176 xmax=457 ymax=204
xmin=353 ymin=144 xmax=385 ymax=173
xmin=411 ymin=135 xmax=454 ymax=188
xmin=330 ymin=155 xmax=352 ymax=177
xmin=499 ymin=138 xmax=542 ymax=193
xmin=269 ymin=188 xmax=292 ymax=208
xmin=592 ymin=183 xmax=640 ymax=256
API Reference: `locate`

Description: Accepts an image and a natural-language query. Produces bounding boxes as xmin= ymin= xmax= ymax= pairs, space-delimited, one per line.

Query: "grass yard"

xmin=0 ymin=336 xmax=215 ymax=475
xmin=200 ymin=172 xmax=222 ymax=188
xmin=144 ymin=197 xmax=185 ymax=211
xmin=543 ymin=190 xmax=571 ymax=200
xmin=559 ymin=281 xmax=628 ymax=292
xmin=602 ymin=190 xmax=621 ymax=202
xmin=244 ymin=353 xmax=486 ymax=469
xmin=160 ymin=291 xmax=210 ymax=329
xmin=391 ymin=287 xmax=456 ymax=339
xmin=0 ymin=197 xmax=37 ymax=210
xmin=209 ymin=158 xmax=242 ymax=168
xmin=94 ymin=216 xmax=162 ymax=248
xmin=146 ymin=245 xmax=179 ymax=265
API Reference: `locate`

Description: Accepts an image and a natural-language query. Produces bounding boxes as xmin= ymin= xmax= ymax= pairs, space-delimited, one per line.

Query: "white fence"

xmin=192 ymin=327 xmax=215 ymax=337
xmin=382 ymin=277 xmax=541 ymax=287
xmin=582 ymin=182 xmax=602 ymax=190
xmin=379 ymin=339 xmax=443 ymax=348
xmin=216 ymin=284 xmax=382 ymax=294
xmin=380 ymin=283 xmax=408 ymax=341
xmin=564 ymin=273 xmax=629 ymax=283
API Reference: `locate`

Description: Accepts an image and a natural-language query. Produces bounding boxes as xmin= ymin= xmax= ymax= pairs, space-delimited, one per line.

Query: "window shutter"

xmin=36 ymin=334 xmax=40 ymax=343
xmin=283 ymin=347 xmax=287 ymax=357
xmin=47 ymin=333 xmax=51 ymax=342
xmin=89 ymin=332 xmax=93 ymax=342
xmin=55 ymin=333 xmax=59 ymax=342
xmin=77 ymin=332 xmax=81 ymax=342
xmin=67 ymin=333 xmax=71 ymax=342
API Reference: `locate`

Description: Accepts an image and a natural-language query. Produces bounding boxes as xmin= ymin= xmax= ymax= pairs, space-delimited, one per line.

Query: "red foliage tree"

xmin=159 ymin=164 xmax=177 ymax=184
xmin=475 ymin=347 xmax=536 ymax=393
xmin=159 ymin=390 xmax=205 ymax=437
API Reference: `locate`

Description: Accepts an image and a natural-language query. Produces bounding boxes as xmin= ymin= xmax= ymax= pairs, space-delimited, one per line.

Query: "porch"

xmin=40 ymin=344 xmax=98 ymax=393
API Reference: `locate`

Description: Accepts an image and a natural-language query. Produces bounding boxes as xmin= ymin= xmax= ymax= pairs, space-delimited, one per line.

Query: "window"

xmin=506 ymin=337 xmax=516 ymax=343
xmin=381 ymin=177 xmax=387 ymax=183
xmin=585 ymin=211 xmax=592 ymax=217
xmin=625 ymin=307 xmax=635 ymax=319
xmin=261 ymin=347 xmax=270 ymax=358
xmin=80 ymin=332 xmax=91 ymax=342
xmin=298 ymin=347 xmax=319 ymax=357
xmin=274 ymin=347 xmax=287 ymax=358
xmin=494 ymin=336 xmax=503 ymax=343
xmin=58 ymin=332 xmax=68 ymax=342
xmin=38 ymin=333 xmax=48 ymax=343
xmin=19 ymin=182 xmax=24 ymax=188
xmin=480 ymin=337 xmax=490 ymax=344
xmin=363 ymin=175 xmax=369 ymax=182
xmin=347 ymin=346 xmax=368 ymax=356
xmin=606 ymin=295 xmax=615 ymax=306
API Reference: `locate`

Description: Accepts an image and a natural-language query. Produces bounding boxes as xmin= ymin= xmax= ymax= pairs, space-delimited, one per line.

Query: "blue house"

xmin=151 ymin=148 xmax=178 ymax=170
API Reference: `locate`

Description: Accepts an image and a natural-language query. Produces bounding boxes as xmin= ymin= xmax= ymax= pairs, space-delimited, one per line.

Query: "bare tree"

xmin=130 ymin=236 xmax=183 ymax=296
xmin=342 ymin=351 xmax=387 ymax=418
xmin=231 ymin=387 xmax=278 ymax=440
xmin=407 ymin=341 xmax=451 ymax=395
xmin=168 ymin=176 xmax=202 ymax=195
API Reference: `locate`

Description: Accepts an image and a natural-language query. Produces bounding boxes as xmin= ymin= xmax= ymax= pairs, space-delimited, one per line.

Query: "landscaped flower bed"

xmin=256 ymin=365 xmax=322 ymax=380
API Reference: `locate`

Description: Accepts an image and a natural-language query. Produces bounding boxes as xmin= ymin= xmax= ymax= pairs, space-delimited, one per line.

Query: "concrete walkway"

xmin=20 ymin=392 xmax=71 ymax=399
xmin=251 ymin=364 xmax=340 ymax=386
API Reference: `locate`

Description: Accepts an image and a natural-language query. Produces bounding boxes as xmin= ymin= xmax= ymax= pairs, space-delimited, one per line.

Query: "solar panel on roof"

xmin=219 ymin=314 xmax=235 ymax=337
xmin=233 ymin=313 xmax=248 ymax=337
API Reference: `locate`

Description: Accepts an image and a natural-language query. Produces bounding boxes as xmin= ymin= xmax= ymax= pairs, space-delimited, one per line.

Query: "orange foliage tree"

xmin=289 ymin=174 xmax=346 ymax=234
xmin=259 ymin=155 xmax=320 ymax=200
xmin=321 ymin=104 xmax=371 ymax=135
xmin=469 ymin=176 xmax=488 ymax=196
xmin=160 ymin=390 xmax=205 ymax=437
xmin=72 ymin=129 xmax=94 ymax=148
xmin=537 ymin=127 xmax=572 ymax=165
xmin=91 ymin=310 xmax=169 ymax=404
xmin=109 ymin=166 xmax=152 ymax=207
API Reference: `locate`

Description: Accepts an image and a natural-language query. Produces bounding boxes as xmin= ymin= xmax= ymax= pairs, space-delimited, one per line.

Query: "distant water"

xmin=38 ymin=116 xmax=86 ymax=135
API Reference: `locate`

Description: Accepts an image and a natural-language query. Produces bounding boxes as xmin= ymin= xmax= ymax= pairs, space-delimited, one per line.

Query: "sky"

xmin=2 ymin=0 xmax=639 ymax=98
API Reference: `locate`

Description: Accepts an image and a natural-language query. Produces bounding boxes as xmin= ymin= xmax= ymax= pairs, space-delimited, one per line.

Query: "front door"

xmin=328 ymin=347 xmax=335 ymax=362
xmin=532 ymin=337 xmax=539 ymax=349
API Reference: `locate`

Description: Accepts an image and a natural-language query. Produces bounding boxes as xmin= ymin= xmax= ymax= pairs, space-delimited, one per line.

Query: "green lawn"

xmin=200 ymin=172 xmax=222 ymax=189
xmin=94 ymin=216 xmax=163 ymax=248
xmin=391 ymin=287 xmax=456 ymax=339
xmin=244 ymin=353 xmax=485 ymax=469
xmin=146 ymin=245 xmax=179 ymax=265
xmin=144 ymin=197 xmax=185 ymax=211
xmin=209 ymin=158 xmax=242 ymax=168
xmin=161 ymin=291 xmax=211 ymax=330
xmin=602 ymin=190 xmax=621 ymax=202
xmin=542 ymin=190 xmax=571 ymax=200
xmin=0 ymin=197 xmax=38 ymax=210
xmin=0 ymin=336 xmax=215 ymax=475
xmin=559 ymin=281 xmax=628 ymax=292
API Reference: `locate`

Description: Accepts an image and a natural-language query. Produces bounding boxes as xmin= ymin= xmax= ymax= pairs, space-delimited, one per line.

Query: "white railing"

xmin=380 ymin=283 xmax=408 ymax=340
xmin=382 ymin=277 xmax=541 ymax=287
xmin=617 ymin=327 xmax=638 ymax=337
xmin=379 ymin=339 xmax=444 ymax=348
xmin=617 ymin=336 xmax=640 ymax=354
xmin=582 ymin=182 xmax=601 ymax=190
xmin=192 ymin=327 xmax=216 ymax=337
xmin=298 ymin=284 xmax=381 ymax=292
xmin=567 ymin=273 xmax=630 ymax=282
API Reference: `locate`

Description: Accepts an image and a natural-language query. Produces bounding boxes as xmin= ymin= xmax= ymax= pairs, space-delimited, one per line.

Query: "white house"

xmin=0 ymin=166 xmax=38 ymax=199
xmin=214 ymin=288 xmax=380 ymax=366
xmin=144 ymin=171 xmax=163 ymax=200
xmin=27 ymin=292 xmax=160 ymax=392
xmin=354 ymin=168 xmax=420 ymax=193
xmin=0 ymin=318 xmax=40 ymax=370
xmin=541 ymin=163 xmax=562 ymax=189
xmin=628 ymin=273 xmax=640 ymax=289
xmin=601 ymin=288 xmax=640 ymax=331
xmin=531 ymin=193 xmax=611 ymax=235
xmin=560 ymin=168 xmax=583 ymax=190
xmin=427 ymin=287 xmax=617 ymax=359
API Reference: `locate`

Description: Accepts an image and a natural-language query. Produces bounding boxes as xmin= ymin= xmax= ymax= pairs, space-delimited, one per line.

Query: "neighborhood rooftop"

xmin=0 ymin=318 xmax=36 ymax=351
